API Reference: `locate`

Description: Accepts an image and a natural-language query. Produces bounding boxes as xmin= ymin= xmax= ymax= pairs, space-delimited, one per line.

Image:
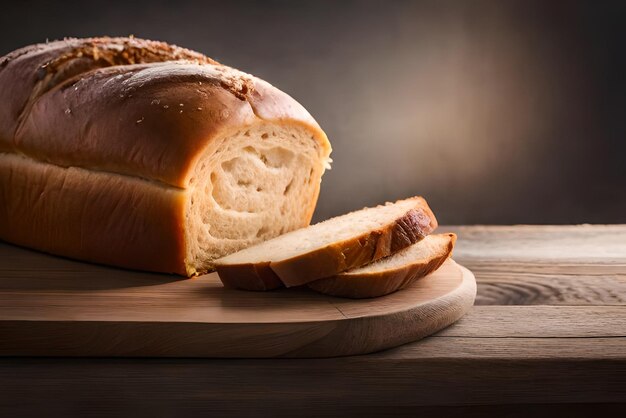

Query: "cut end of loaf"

xmin=183 ymin=122 xmax=330 ymax=275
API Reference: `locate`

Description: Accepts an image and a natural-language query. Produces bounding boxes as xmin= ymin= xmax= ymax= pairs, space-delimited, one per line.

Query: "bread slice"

xmin=308 ymin=233 xmax=456 ymax=298
xmin=214 ymin=196 xmax=438 ymax=290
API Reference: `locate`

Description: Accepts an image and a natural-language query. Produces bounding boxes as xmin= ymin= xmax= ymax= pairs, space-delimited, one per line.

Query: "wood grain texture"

xmin=1 ymin=354 xmax=625 ymax=417
xmin=435 ymin=305 xmax=626 ymax=337
xmin=440 ymin=225 xmax=626 ymax=305
xmin=443 ymin=225 xmax=626 ymax=266
xmin=0 ymin=242 xmax=476 ymax=357
xmin=1 ymin=225 xmax=625 ymax=416
xmin=385 ymin=336 xmax=626 ymax=360
xmin=472 ymin=272 xmax=626 ymax=305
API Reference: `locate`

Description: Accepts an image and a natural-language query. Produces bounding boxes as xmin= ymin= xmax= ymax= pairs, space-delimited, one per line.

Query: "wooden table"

xmin=1 ymin=225 xmax=625 ymax=417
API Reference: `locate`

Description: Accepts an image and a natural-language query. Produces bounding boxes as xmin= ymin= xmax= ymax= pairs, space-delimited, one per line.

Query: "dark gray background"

xmin=1 ymin=0 xmax=624 ymax=224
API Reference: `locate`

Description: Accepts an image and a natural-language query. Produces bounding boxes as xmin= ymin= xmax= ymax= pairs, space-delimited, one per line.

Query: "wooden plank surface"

xmin=435 ymin=305 xmax=626 ymax=337
xmin=443 ymin=225 xmax=626 ymax=266
xmin=441 ymin=225 xmax=626 ymax=305
xmin=469 ymin=271 xmax=626 ymax=305
xmin=1 ymin=225 xmax=625 ymax=416
xmin=1 ymin=353 xmax=625 ymax=416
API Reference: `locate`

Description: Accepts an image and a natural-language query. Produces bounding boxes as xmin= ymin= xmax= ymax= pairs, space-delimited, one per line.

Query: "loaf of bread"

xmin=0 ymin=37 xmax=331 ymax=276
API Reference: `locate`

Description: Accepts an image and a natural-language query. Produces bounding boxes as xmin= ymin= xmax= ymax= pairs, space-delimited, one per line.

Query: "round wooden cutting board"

xmin=0 ymin=242 xmax=476 ymax=357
